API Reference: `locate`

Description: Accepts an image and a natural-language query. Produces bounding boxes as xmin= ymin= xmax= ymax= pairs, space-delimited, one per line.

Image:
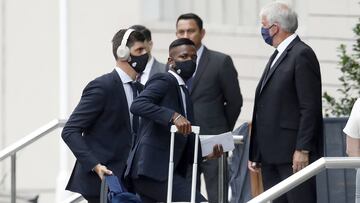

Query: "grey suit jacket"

xmin=190 ymin=46 xmax=243 ymax=135
xmin=149 ymin=58 xmax=166 ymax=78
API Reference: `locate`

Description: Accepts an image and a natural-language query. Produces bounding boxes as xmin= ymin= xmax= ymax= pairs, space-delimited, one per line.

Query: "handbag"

xmin=100 ymin=175 xmax=142 ymax=203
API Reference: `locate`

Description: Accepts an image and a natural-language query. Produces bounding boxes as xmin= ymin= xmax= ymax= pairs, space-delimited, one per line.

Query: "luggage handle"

xmin=167 ymin=125 xmax=200 ymax=203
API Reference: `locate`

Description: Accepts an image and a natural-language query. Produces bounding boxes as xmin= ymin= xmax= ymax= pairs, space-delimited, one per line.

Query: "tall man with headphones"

xmin=62 ymin=28 xmax=148 ymax=202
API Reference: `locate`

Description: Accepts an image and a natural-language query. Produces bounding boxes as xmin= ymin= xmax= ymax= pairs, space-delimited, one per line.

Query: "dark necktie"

xmin=136 ymin=72 xmax=143 ymax=83
xmin=180 ymin=85 xmax=193 ymax=122
xmin=260 ymin=49 xmax=279 ymax=90
xmin=129 ymin=81 xmax=140 ymax=134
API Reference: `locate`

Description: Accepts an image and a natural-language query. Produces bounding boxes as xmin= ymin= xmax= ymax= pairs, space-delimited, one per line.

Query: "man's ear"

xmin=148 ymin=40 xmax=153 ymax=50
xmin=167 ymin=57 xmax=175 ymax=69
xmin=200 ymin=29 xmax=206 ymax=40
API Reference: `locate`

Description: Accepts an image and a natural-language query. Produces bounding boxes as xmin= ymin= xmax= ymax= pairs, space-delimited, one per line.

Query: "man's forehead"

xmin=177 ymin=19 xmax=198 ymax=28
xmin=131 ymin=41 xmax=146 ymax=48
xmin=171 ymin=44 xmax=196 ymax=54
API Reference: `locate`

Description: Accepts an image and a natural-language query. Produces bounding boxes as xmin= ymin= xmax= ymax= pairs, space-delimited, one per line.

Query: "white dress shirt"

xmin=344 ymin=98 xmax=360 ymax=138
xmin=271 ymin=33 xmax=298 ymax=68
xmin=139 ymin=56 xmax=154 ymax=85
xmin=196 ymin=44 xmax=204 ymax=66
xmin=115 ymin=66 xmax=135 ymax=127
xmin=169 ymin=70 xmax=187 ymax=117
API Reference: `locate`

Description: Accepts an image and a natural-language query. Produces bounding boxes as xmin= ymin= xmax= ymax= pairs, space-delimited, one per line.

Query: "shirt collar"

xmin=168 ymin=70 xmax=185 ymax=86
xmin=276 ymin=33 xmax=297 ymax=53
xmin=142 ymin=56 xmax=154 ymax=76
xmin=196 ymin=44 xmax=204 ymax=65
xmin=115 ymin=66 xmax=133 ymax=84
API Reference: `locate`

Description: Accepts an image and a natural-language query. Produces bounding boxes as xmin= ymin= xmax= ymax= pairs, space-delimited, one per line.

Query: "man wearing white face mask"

xmin=248 ymin=2 xmax=323 ymax=203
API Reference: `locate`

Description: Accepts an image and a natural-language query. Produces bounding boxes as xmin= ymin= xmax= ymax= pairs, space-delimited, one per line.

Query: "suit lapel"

xmin=260 ymin=51 xmax=287 ymax=93
xmin=190 ymin=47 xmax=209 ymax=94
xmin=259 ymin=36 xmax=300 ymax=94
xmin=111 ymin=69 xmax=132 ymax=133
xmin=257 ymin=55 xmax=274 ymax=94
xmin=168 ymin=73 xmax=186 ymax=116
xmin=149 ymin=59 xmax=159 ymax=77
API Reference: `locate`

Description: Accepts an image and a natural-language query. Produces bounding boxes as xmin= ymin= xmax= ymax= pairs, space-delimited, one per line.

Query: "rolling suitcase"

xmin=167 ymin=125 xmax=206 ymax=203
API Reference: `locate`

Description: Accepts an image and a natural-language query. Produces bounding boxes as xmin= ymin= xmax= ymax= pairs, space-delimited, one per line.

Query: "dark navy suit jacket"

xmin=125 ymin=72 xmax=198 ymax=182
xmin=249 ymin=37 xmax=323 ymax=164
xmin=62 ymin=70 xmax=135 ymax=196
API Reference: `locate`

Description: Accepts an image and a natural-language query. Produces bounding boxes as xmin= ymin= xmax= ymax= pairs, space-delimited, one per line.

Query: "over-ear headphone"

xmin=117 ymin=29 xmax=135 ymax=61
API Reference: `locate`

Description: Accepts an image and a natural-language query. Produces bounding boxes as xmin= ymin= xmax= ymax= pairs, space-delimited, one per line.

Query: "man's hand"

xmin=248 ymin=161 xmax=261 ymax=173
xmin=94 ymin=164 xmax=113 ymax=180
xmin=172 ymin=112 xmax=191 ymax=136
xmin=206 ymin=144 xmax=224 ymax=160
xmin=292 ymin=150 xmax=309 ymax=173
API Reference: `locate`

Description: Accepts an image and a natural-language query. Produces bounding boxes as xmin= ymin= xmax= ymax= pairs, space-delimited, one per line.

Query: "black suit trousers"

xmin=261 ymin=163 xmax=317 ymax=203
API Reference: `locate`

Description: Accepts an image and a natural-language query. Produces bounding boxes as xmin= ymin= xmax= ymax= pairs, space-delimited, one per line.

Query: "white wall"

xmin=0 ymin=0 xmax=143 ymax=201
xmin=0 ymin=0 xmax=358 ymax=202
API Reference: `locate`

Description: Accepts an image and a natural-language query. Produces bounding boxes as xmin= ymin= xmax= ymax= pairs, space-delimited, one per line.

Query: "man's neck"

xmin=116 ymin=61 xmax=137 ymax=80
xmin=196 ymin=43 xmax=202 ymax=51
xmin=273 ymin=32 xmax=292 ymax=48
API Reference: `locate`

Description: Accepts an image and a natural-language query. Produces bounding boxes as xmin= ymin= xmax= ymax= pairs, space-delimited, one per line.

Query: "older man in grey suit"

xmin=130 ymin=25 xmax=166 ymax=85
xmin=176 ymin=13 xmax=243 ymax=203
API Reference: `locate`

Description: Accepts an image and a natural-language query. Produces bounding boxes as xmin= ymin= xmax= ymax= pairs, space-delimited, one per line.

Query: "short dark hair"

xmin=129 ymin=25 xmax=152 ymax=41
xmin=111 ymin=29 xmax=145 ymax=60
xmin=169 ymin=38 xmax=195 ymax=51
xmin=176 ymin=13 xmax=203 ymax=30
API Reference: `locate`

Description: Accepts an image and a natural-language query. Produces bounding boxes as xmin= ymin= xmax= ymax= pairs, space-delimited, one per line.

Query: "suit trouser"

xmin=83 ymin=195 xmax=100 ymax=203
xmin=261 ymin=163 xmax=317 ymax=203
xmin=132 ymin=173 xmax=206 ymax=203
xmin=200 ymin=159 xmax=219 ymax=203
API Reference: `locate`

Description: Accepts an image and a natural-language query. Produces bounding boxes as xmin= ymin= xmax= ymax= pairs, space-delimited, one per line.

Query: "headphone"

xmin=117 ymin=29 xmax=135 ymax=61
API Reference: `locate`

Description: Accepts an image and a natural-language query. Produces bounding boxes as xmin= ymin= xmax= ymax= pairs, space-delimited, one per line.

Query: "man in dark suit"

xmin=61 ymin=28 xmax=149 ymax=203
xmin=248 ymin=2 xmax=323 ymax=203
xmin=125 ymin=38 xmax=223 ymax=203
xmin=129 ymin=25 xmax=166 ymax=85
xmin=176 ymin=13 xmax=243 ymax=202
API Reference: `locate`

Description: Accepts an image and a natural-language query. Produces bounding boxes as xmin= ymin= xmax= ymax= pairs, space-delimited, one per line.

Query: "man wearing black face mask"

xmin=124 ymin=38 xmax=223 ymax=203
xmin=61 ymin=29 xmax=148 ymax=202
xmin=248 ymin=2 xmax=323 ymax=203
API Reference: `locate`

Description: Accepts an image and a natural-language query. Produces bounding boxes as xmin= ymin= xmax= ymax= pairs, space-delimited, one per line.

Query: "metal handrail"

xmin=0 ymin=121 xmax=242 ymax=203
xmin=0 ymin=119 xmax=66 ymax=161
xmin=61 ymin=193 xmax=83 ymax=203
xmin=247 ymin=157 xmax=360 ymax=203
xmin=0 ymin=119 xmax=67 ymax=203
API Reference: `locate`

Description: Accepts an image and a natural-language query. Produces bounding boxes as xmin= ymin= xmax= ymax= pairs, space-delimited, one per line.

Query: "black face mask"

xmin=128 ymin=53 xmax=149 ymax=73
xmin=173 ymin=59 xmax=196 ymax=81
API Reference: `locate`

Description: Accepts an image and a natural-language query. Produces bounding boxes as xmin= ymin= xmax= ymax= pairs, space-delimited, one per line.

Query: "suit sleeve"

xmin=61 ymin=79 xmax=105 ymax=172
xmin=130 ymin=74 xmax=175 ymax=125
xmin=219 ymin=55 xmax=243 ymax=130
xmin=294 ymin=48 xmax=322 ymax=151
